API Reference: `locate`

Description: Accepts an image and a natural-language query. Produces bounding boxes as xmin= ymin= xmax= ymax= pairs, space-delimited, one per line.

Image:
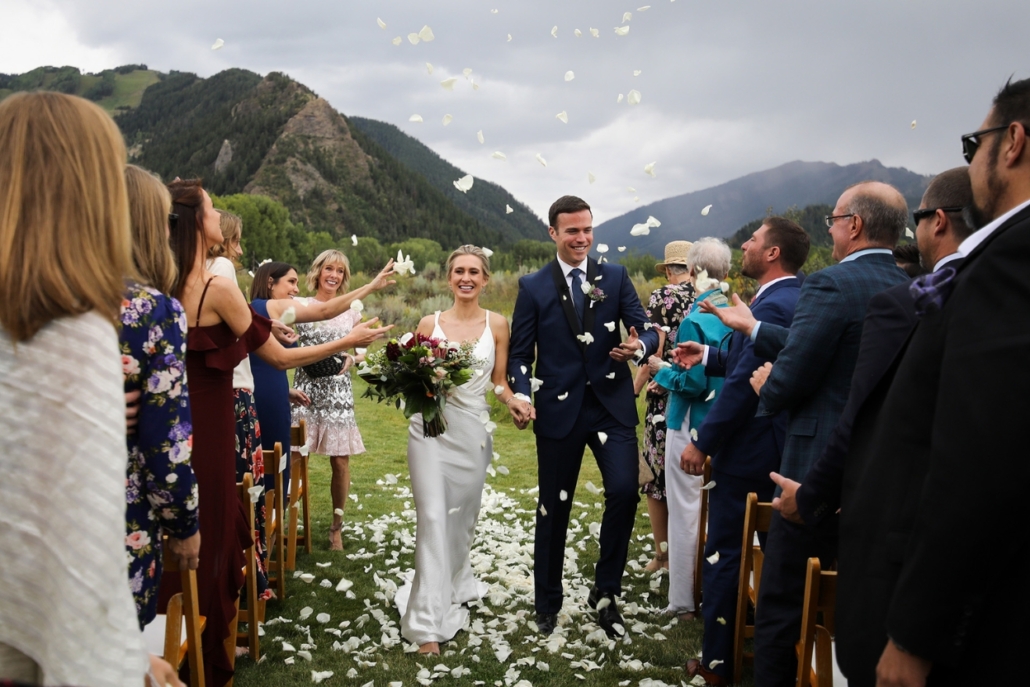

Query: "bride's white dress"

xmin=394 ymin=311 xmax=494 ymax=645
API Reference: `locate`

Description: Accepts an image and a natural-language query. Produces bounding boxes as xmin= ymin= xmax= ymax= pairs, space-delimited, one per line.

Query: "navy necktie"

xmin=570 ymin=268 xmax=587 ymax=323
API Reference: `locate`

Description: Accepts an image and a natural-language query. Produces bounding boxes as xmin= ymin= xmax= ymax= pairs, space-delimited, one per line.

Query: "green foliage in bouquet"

xmin=357 ymin=333 xmax=480 ymax=437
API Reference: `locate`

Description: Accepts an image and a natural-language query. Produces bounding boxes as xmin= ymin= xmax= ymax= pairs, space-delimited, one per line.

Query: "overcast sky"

xmin=3 ymin=0 xmax=1027 ymax=224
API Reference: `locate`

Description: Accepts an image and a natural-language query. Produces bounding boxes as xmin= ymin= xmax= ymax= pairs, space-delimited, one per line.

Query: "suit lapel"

xmin=956 ymin=203 xmax=1030 ymax=273
xmin=582 ymin=258 xmax=598 ymax=337
xmin=550 ymin=260 xmax=585 ymax=350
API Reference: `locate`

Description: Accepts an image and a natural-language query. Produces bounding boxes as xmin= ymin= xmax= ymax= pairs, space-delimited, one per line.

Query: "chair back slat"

xmin=733 ymin=492 xmax=774 ymax=684
xmin=795 ymin=558 xmax=836 ymax=687
xmin=162 ymin=536 xmax=206 ymax=686
xmin=693 ymin=456 xmax=713 ymax=611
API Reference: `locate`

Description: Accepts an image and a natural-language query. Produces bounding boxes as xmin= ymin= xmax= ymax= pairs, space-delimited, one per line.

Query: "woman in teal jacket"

xmin=651 ymin=237 xmax=733 ymax=618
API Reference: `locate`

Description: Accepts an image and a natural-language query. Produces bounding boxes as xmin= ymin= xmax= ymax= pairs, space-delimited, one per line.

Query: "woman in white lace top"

xmin=0 ymin=92 xmax=179 ymax=687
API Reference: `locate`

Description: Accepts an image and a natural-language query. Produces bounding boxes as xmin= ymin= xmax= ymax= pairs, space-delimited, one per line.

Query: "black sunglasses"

xmin=168 ymin=213 xmax=178 ymax=231
xmin=913 ymin=206 xmax=965 ymax=225
xmin=960 ymin=125 xmax=1008 ymax=164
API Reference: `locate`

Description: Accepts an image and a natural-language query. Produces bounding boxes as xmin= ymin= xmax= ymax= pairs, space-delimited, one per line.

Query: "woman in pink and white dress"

xmin=292 ymin=249 xmax=366 ymax=551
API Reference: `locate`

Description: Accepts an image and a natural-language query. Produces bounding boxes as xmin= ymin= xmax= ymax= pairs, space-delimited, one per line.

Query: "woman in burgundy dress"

xmin=160 ymin=179 xmax=393 ymax=686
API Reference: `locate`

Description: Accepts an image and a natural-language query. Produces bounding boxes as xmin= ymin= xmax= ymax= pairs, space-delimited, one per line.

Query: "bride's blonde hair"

xmin=445 ymin=245 xmax=491 ymax=280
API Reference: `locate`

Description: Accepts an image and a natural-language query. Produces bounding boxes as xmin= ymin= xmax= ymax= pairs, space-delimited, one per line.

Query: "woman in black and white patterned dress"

xmin=292 ymin=249 xmax=365 ymax=551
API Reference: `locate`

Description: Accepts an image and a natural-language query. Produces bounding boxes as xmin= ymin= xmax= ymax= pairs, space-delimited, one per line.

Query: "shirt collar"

xmin=754 ymin=275 xmax=796 ymax=300
xmin=958 ymin=197 xmax=1030 ymax=257
xmin=933 ymin=252 xmax=962 ymax=272
xmin=840 ymin=247 xmax=893 ymax=263
xmin=557 ymin=253 xmax=587 ymax=277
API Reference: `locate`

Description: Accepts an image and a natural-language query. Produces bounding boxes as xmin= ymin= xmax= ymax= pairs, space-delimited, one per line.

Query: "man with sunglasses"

xmin=838 ymin=78 xmax=1030 ymax=687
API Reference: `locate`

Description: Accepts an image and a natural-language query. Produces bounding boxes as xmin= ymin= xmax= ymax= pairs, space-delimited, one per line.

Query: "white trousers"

xmin=665 ymin=423 xmax=702 ymax=613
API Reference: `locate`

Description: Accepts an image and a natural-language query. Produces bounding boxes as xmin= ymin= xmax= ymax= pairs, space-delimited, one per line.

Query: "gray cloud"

xmin=3 ymin=0 xmax=1027 ymax=225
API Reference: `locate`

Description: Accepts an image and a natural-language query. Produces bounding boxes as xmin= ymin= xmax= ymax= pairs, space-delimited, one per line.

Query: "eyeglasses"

xmin=168 ymin=213 xmax=178 ymax=231
xmin=912 ymin=206 xmax=965 ymax=225
xmin=960 ymin=125 xmax=1008 ymax=164
xmin=824 ymin=213 xmax=855 ymax=228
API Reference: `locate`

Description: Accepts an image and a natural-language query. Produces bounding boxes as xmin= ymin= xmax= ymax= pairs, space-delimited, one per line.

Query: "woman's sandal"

xmin=328 ymin=522 xmax=343 ymax=551
xmin=644 ymin=552 xmax=669 ymax=572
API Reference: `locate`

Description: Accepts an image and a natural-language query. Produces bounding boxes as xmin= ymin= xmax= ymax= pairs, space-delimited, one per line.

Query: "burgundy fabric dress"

xmin=157 ymin=279 xmax=271 ymax=687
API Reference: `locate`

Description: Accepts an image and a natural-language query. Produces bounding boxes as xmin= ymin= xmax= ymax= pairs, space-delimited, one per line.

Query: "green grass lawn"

xmin=96 ymin=69 xmax=160 ymax=112
xmin=233 ymin=380 xmax=716 ymax=686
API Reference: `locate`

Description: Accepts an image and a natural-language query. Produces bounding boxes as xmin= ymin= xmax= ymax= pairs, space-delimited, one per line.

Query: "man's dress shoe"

xmin=588 ymin=587 xmax=625 ymax=639
xmin=685 ymin=658 xmax=726 ymax=686
xmin=535 ymin=612 xmax=557 ymax=635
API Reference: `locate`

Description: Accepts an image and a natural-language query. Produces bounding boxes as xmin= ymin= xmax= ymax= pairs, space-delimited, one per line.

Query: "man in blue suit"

xmin=508 ymin=195 xmax=660 ymax=637
xmin=676 ymin=217 xmax=810 ymax=686
xmin=698 ymin=182 xmax=910 ymax=686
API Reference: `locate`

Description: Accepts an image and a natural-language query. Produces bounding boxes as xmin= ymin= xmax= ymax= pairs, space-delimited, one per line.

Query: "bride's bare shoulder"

xmin=415 ymin=313 xmax=438 ymax=335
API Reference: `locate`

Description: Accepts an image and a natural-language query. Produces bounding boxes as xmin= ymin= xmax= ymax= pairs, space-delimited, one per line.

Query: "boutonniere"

xmin=580 ymin=280 xmax=607 ymax=307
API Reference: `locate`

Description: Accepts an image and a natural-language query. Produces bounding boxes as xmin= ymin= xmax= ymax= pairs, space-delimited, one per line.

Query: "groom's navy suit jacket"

xmin=508 ymin=258 xmax=658 ymax=439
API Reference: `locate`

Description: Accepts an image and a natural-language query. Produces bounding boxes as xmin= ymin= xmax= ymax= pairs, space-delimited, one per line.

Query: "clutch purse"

xmin=301 ymin=354 xmax=345 ymax=379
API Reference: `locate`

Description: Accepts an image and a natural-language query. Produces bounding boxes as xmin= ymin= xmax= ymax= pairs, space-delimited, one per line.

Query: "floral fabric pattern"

xmin=233 ymin=388 xmax=271 ymax=600
xmin=292 ymin=303 xmax=366 ymax=457
xmin=120 ymin=285 xmax=198 ymax=629
xmin=641 ymin=282 xmax=696 ymax=500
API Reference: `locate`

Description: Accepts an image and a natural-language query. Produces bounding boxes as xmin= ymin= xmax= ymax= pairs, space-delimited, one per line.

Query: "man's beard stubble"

xmin=966 ymin=143 xmax=1007 ymax=230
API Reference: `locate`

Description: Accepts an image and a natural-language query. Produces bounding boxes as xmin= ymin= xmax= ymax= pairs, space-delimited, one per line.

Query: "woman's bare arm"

xmin=266 ymin=260 xmax=397 ymax=323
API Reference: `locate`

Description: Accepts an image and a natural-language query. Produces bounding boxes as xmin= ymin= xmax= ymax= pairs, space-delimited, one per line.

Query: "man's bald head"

xmin=841 ymin=180 xmax=909 ymax=247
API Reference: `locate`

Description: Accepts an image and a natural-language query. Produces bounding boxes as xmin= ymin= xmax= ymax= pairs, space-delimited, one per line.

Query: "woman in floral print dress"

xmin=120 ymin=165 xmax=199 ymax=629
xmin=634 ymin=241 xmax=695 ymax=572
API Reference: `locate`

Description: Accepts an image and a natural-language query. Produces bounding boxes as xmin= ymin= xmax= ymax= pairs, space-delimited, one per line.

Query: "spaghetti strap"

xmin=434 ymin=311 xmax=442 ymax=327
xmin=195 ymin=277 xmax=216 ymax=328
xmin=483 ymin=310 xmax=492 ymax=334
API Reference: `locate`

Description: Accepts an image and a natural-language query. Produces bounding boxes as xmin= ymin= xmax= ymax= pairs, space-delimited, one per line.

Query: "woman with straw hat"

xmin=633 ymin=240 xmax=696 ymax=572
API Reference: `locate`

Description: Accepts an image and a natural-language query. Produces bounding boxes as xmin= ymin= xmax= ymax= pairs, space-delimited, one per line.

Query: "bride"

xmin=394 ymin=245 xmax=532 ymax=655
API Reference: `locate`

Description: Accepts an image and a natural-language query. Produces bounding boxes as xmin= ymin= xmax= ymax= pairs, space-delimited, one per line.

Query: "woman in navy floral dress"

xmin=634 ymin=241 xmax=695 ymax=572
xmin=120 ymin=165 xmax=199 ymax=629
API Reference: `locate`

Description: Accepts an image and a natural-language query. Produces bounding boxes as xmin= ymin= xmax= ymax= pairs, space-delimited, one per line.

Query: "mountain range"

xmin=2 ymin=65 xmax=935 ymax=258
xmin=594 ymin=160 xmax=932 ymax=255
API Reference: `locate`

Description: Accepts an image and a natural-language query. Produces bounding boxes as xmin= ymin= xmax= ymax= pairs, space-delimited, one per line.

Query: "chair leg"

xmin=301 ymin=453 xmax=311 ymax=554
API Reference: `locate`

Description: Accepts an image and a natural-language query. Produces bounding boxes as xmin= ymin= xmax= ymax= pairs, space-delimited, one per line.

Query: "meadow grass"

xmin=232 ymin=380 xmax=722 ymax=687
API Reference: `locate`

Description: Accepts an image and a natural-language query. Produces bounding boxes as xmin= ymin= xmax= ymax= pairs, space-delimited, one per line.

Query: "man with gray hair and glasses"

xmin=691 ymin=181 xmax=910 ymax=686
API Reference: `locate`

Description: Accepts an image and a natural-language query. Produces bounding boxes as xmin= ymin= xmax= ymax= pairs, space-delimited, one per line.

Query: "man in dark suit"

xmin=835 ymin=79 xmax=1030 ymax=687
xmin=508 ymin=195 xmax=660 ymax=637
xmin=697 ymin=181 xmax=910 ymax=686
xmin=673 ymin=217 xmax=809 ymax=686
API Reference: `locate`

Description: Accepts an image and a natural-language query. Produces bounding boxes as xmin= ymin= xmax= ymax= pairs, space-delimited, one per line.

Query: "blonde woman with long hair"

xmin=292 ymin=249 xmax=366 ymax=551
xmin=0 ymin=93 xmax=181 ymax=687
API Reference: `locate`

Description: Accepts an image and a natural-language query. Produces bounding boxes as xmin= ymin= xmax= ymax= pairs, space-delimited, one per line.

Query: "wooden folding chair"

xmin=733 ymin=492 xmax=774 ymax=684
xmin=693 ymin=456 xmax=713 ymax=611
xmin=234 ymin=472 xmax=261 ymax=661
xmin=144 ymin=536 xmax=206 ymax=687
xmin=264 ymin=442 xmax=287 ymax=600
xmin=287 ymin=420 xmax=311 ymax=569
xmin=795 ymin=557 xmax=837 ymax=687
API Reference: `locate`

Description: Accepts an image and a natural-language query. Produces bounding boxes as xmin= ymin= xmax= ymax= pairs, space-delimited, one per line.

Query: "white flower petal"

xmin=626 ymin=89 xmax=641 ymax=104
xmin=350 ymin=299 xmax=364 ymax=313
xmin=644 ymin=161 xmax=656 ymax=177
xmin=442 ymin=114 xmax=453 ymax=126
xmin=585 ymin=481 xmax=602 ymax=495
xmin=651 ymin=415 xmax=665 ymax=424
xmin=247 ymin=484 xmax=264 ymax=502
xmin=376 ymin=18 xmax=386 ymax=29
xmin=576 ymin=332 xmax=594 ymax=345
xmin=448 ymin=506 xmax=461 ymax=514
xmin=564 ymin=71 xmax=575 ymax=82
xmin=574 ymin=29 xmax=582 ymax=37
xmin=911 ymin=120 xmax=918 ymax=129
xmin=707 ymin=551 xmax=720 ymax=565
xmin=409 ymin=114 xmax=423 ymax=122
xmin=440 ymin=77 xmax=458 ymax=90
xmin=506 ymin=204 xmax=514 ymax=214
xmin=557 ymin=392 xmax=568 ymax=401
xmin=551 ymin=26 xmax=558 ymax=38
xmin=316 ymin=613 xmax=331 ymax=624
xmin=622 ymin=12 xmax=633 ymax=23
xmin=590 ymin=27 xmax=600 ymax=37
xmin=211 ymin=38 xmax=225 ymax=50
xmin=477 ymin=130 xmax=484 ymax=143
xmin=638 ymin=5 xmax=651 ymax=11
xmin=588 ymin=171 xmax=596 ymax=184
xmin=539 ymin=504 xmax=548 ymax=517
xmin=606 ymin=372 xmax=615 ymax=379
xmin=520 ymin=365 xmax=527 ymax=375
xmin=453 ymin=174 xmax=474 ymax=193
xmin=335 ymin=577 xmax=353 ymax=592
xmin=507 ymin=33 xmax=512 ymax=42
xmin=702 ymin=481 xmax=717 ymax=491
xmin=705 ymin=390 xmax=715 ymax=401
xmin=407 ymin=33 xmax=420 ymax=45
xmin=559 ymin=490 xmax=568 ymax=501
xmin=630 ymin=223 xmax=650 ymax=236
xmin=312 ymin=671 xmax=334 ymax=684
xmin=710 ymin=660 xmax=724 ymax=669
xmin=299 ymin=573 xmax=315 ymax=583
xmin=598 ymin=431 xmax=608 ymax=445
xmin=556 ymin=110 xmax=569 ymax=124
xmin=634 ymin=70 xmax=642 ymax=77
xmin=647 ymin=215 xmax=662 ymax=228
xmin=617 ymin=246 xmax=626 ymax=252
xmin=497 ymin=465 xmax=510 ymax=475
xmin=905 ymin=227 xmax=915 ymax=238
xmin=418 ymin=25 xmax=435 ymax=42
xmin=297 ymin=650 xmax=312 ymax=661
xmin=426 ymin=62 xmax=433 ymax=74
xmin=702 ymin=204 xmax=713 ymax=216
xmin=617 ymin=93 xmax=624 ymax=103
xmin=392 ymin=36 xmax=402 ymax=46
xmin=716 ymin=616 xmax=727 ymax=625
xmin=491 ymin=151 xmax=507 ymax=160
xmin=350 ymin=234 xmax=358 ymax=246
xmin=603 ymin=321 xmax=616 ymax=332
xmin=333 ymin=507 xmax=344 ymax=516
xmin=535 ymin=153 xmax=548 ymax=167
xmin=615 ymin=26 xmax=630 ymax=36
xmin=462 ymin=67 xmax=473 ymax=80
xmin=597 ymin=243 xmax=609 ymax=253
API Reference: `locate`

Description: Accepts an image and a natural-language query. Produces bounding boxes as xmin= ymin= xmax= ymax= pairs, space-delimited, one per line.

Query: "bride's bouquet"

xmin=357 ymin=332 xmax=480 ymax=438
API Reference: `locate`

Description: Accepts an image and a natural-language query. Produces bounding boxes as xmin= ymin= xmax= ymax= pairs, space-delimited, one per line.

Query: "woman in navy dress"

xmin=248 ymin=260 xmax=397 ymax=491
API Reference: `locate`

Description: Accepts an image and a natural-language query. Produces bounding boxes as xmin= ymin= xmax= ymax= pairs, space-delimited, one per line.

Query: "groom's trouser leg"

xmin=583 ymin=391 xmax=640 ymax=598
xmin=535 ymin=422 xmax=588 ymax=614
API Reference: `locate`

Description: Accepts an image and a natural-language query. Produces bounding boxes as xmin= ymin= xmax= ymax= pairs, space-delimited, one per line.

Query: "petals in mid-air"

xmin=418 ymin=25 xmax=435 ymax=42
xmin=211 ymin=38 xmax=225 ymax=50
xmin=442 ymin=114 xmax=453 ymax=126
xmin=564 ymin=70 xmax=575 ymax=81
xmin=634 ymin=70 xmax=642 ymax=77
xmin=702 ymin=204 xmax=713 ymax=216
xmin=535 ymin=153 xmax=548 ymax=167
xmin=482 ymin=247 xmax=494 ymax=257
xmin=617 ymin=93 xmax=624 ymax=103
xmin=426 ymin=62 xmax=433 ymax=74
xmin=440 ymin=77 xmax=458 ymax=90
xmin=588 ymin=171 xmax=596 ymax=183
xmin=407 ymin=33 xmax=420 ymax=45
xmin=574 ymin=29 xmax=583 ymax=37
xmin=604 ymin=321 xmax=616 ymax=332
xmin=463 ymin=67 xmax=473 ymax=79
xmin=644 ymin=161 xmax=656 ymax=177
xmin=507 ymin=33 xmax=512 ymax=42
xmin=409 ymin=114 xmax=423 ymax=122
xmin=376 ymin=18 xmax=386 ymax=29
xmin=557 ymin=392 xmax=568 ymax=400
xmin=905 ymin=227 xmax=915 ymax=238
xmin=576 ymin=332 xmax=595 ymax=345
xmin=618 ymin=246 xmax=626 ymax=252
xmin=630 ymin=223 xmax=650 ymax=236
xmin=556 ymin=110 xmax=568 ymax=124
xmin=622 ymin=12 xmax=633 ymax=23
xmin=453 ymin=174 xmax=474 ymax=193
xmin=351 ymin=234 xmax=358 ymax=246
xmin=477 ymin=130 xmax=484 ymax=143
xmin=597 ymin=244 xmax=609 ymax=253
xmin=491 ymin=151 xmax=507 ymax=160
xmin=911 ymin=120 xmax=918 ymax=129
xmin=392 ymin=36 xmax=402 ymax=46
xmin=615 ymin=26 xmax=630 ymax=36
xmin=590 ymin=28 xmax=600 ymax=37
xmin=627 ymin=89 xmax=641 ymax=104
xmin=506 ymin=204 xmax=514 ymax=214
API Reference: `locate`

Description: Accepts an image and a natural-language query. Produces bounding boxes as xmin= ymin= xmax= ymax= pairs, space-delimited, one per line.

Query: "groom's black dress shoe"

xmin=588 ymin=587 xmax=625 ymax=639
xmin=535 ymin=612 xmax=557 ymax=635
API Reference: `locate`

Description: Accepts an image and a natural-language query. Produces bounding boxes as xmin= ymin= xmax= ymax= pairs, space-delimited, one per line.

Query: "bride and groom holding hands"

xmin=395 ymin=195 xmax=659 ymax=654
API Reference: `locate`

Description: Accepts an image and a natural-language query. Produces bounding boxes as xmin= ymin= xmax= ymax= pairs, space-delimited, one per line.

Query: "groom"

xmin=508 ymin=195 xmax=659 ymax=637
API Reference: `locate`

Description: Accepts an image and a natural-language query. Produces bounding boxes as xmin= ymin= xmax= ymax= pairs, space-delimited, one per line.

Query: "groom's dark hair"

xmin=548 ymin=195 xmax=592 ymax=229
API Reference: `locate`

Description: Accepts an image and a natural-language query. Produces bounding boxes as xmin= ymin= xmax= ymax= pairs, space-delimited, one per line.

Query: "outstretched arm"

xmin=266 ymin=260 xmax=396 ymax=323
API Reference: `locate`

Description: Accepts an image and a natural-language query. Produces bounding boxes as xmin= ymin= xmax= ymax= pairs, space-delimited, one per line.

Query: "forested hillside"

xmin=0 ymin=65 xmax=158 ymax=113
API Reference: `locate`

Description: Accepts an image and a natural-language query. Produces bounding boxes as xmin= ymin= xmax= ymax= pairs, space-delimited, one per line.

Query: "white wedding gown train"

xmin=395 ymin=312 xmax=494 ymax=646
